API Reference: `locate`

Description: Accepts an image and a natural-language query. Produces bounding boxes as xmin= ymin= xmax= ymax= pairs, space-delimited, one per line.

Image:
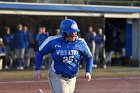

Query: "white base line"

xmin=0 ymin=77 xmax=140 ymax=84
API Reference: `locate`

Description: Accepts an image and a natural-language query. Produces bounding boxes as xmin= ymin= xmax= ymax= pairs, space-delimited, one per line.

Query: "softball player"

xmin=34 ymin=19 xmax=93 ymax=93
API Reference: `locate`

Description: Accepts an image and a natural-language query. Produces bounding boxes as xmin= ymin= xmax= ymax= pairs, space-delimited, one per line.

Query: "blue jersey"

xmin=24 ymin=31 xmax=30 ymax=49
xmin=85 ymin=32 xmax=95 ymax=44
xmin=35 ymin=35 xmax=93 ymax=77
xmin=3 ymin=33 xmax=14 ymax=50
xmin=94 ymin=35 xmax=104 ymax=45
xmin=34 ymin=33 xmax=48 ymax=52
xmin=3 ymin=34 xmax=13 ymax=46
xmin=14 ymin=30 xmax=26 ymax=49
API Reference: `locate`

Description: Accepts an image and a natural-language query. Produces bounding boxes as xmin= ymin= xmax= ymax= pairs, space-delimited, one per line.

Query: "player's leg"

xmin=15 ymin=49 xmax=20 ymax=70
xmin=48 ymin=68 xmax=69 ymax=93
xmin=102 ymin=48 xmax=107 ymax=68
xmin=4 ymin=46 xmax=10 ymax=69
xmin=18 ymin=48 xmax=25 ymax=70
xmin=95 ymin=45 xmax=99 ymax=67
xmin=24 ymin=48 xmax=30 ymax=69
xmin=69 ymin=77 xmax=76 ymax=93
xmin=100 ymin=46 xmax=106 ymax=68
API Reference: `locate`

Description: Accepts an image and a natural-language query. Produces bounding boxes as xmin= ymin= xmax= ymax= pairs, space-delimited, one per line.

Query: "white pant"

xmin=48 ymin=68 xmax=76 ymax=93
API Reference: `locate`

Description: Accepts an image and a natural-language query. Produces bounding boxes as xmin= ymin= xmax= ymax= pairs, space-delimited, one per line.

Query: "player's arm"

xmin=80 ymin=39 xmax=93 ymax=81
xmin=34 ymin=37 xmax=53 ymax=80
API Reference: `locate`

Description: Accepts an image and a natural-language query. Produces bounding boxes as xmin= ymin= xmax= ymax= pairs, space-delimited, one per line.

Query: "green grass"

xmin=0 ymin=66 xmax=140 ymax=81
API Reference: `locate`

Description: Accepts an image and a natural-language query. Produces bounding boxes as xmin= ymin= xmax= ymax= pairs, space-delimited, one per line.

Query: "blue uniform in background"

xmin=35 ymin=35 xmax=93 ymax=77
xmin=3 ymin=34 xmax=13 ymax=47
xmin=24 ymin=31 xmax=30 ymax=49
xmin=14 ymin=30 xmax=26 ymax=70
xmin=94 ymin=34 xmax=106 ymax=68
xmin=94 ymin=34 xmax=104 ymax=45
xmin=14 ymin=30 xmax=26 ymax=49
xmin=3 ymin=33 xmax=13 ymax=68
xmin=34 ymin=33 xmax=49 ymax=52
xmin=85 ymin=32 xmax=95 ymax=44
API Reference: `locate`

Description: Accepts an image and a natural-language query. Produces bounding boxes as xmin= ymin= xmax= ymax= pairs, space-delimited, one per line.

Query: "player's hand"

xmin=85 ymin=72 xmax=91 ymax=81
xmin=34 ymin=70 xmax=41 ymax=81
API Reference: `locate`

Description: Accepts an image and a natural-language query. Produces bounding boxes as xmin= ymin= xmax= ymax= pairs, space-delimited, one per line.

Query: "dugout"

xmin=0 ymin=2 xmax=140 ymax=67
xmin=0 ymin=15 xmax=104 ymax=38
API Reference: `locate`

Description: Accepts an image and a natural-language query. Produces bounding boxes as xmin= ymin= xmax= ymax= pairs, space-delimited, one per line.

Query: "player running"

xmin=34 ymin=19 xmax=93 ymax=93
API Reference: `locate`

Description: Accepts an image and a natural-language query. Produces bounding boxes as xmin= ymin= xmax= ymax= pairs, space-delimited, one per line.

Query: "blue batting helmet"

xmin=60 ymin=19 xmax=80 ymax=35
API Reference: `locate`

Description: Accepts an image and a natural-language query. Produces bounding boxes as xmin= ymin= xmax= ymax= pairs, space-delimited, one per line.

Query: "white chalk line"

xmin=0 ymin=76 xmax=140 ymax=84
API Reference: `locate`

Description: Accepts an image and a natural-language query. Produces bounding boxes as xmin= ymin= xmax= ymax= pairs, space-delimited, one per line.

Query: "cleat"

xmin=37 ymin=89 xmax=44 ymax=93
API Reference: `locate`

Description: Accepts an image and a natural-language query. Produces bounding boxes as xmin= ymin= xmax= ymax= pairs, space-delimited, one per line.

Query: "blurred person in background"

xmin=33 ymin=26 xmax=48 ymax=52
xmin=14 ymin=24 xmax=26 ymax=70
xmin=42 ymin=26 xmax=49 ymax=37
xmin=106 ymin=30 xmax=120 ymax=66
xmin=54 ymin=28 xmax=60 ymax=35
xmin=94 ymin=28 xmax=106 ymax=68
xmin=3 ymin=26 xmax=13 ymax=69
xmin=0 ymin=38 xmax=6 ymax=69
xmin=23 ymin=25 xmax=31 ymax=69
xmin=85 ymin=25 xmax=96 ymax=68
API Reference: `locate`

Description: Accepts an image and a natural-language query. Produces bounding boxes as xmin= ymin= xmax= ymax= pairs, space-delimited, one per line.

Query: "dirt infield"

xmin=0 ymin=77 xmax=140 ymax=93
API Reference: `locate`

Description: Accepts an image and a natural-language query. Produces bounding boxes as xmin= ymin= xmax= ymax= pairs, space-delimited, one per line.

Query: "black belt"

xmin=56 ymin=73 xmax=75 ymax=79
